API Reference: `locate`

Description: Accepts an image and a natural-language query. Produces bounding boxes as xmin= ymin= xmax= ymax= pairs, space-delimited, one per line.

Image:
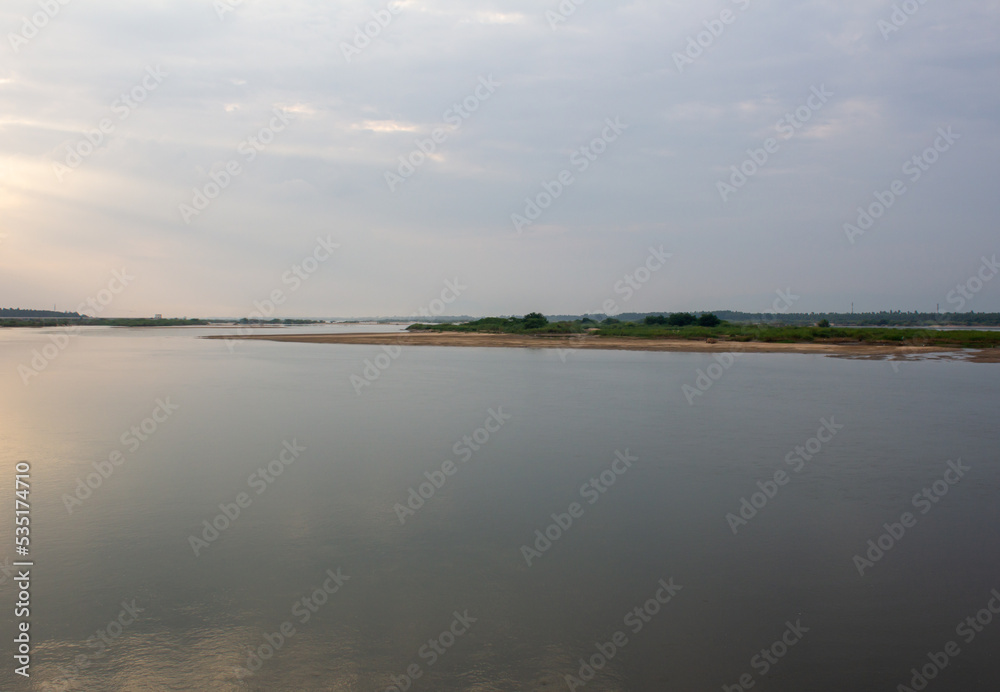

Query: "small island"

xmin=211 ymin=312 xmax=1000 ymax=363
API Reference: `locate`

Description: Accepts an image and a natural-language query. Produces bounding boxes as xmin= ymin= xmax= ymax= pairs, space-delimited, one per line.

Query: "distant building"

xmin=154 ymin=314 xmax=163 ymax=319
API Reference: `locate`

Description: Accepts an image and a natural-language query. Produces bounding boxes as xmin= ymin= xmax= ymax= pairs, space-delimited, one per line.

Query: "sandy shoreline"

xmin=205 ymin=331 xmax=1000 ymax=363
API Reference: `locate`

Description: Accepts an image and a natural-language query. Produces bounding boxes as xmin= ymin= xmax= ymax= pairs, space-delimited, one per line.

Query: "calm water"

xmin=1 ymin=326 xmax=998 ymax=691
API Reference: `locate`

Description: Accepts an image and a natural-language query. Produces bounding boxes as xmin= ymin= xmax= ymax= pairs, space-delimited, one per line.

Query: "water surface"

xmin=1 ymin=325 xmax=998 ymax=690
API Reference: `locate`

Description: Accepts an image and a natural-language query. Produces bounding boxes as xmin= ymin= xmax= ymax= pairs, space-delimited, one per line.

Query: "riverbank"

xmin=205 ymin=331 xmax=1000 ymax=363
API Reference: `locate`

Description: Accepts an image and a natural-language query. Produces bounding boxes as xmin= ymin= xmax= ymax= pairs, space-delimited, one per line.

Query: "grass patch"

xmin=409 ymin=316 xmax=1000 ymax=349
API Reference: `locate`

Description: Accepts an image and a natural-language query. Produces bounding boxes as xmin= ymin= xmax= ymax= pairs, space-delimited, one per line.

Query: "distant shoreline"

xmin=205 ymin=331 xmax=1000 ymax=363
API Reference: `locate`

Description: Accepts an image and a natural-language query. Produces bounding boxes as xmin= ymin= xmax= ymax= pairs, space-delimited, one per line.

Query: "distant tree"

xmin=667 ymin=312 xmax=697 ymax=326
xmin=523 ymin=312 xmax=548 ymax=329
xmin=581 ymin=317 xmax=595 ymax=324
xmin=817 ymin=319 xmax=830 ymax=328
xmin=697 ymin=313 xmax=721 ymax=327
xmin=602 ymin=317 xmax=620 ymax=325
xmin=644 ymin=315 xmax=668 ymax=325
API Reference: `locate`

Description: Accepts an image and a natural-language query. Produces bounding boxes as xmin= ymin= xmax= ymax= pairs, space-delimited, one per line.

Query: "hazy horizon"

xmin=2 ymin=0 xmax=998 ymax=317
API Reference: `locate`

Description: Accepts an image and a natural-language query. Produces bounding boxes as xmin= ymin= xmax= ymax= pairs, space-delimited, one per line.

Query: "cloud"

xmin=0 ymin=0 xmax=998 ymax=315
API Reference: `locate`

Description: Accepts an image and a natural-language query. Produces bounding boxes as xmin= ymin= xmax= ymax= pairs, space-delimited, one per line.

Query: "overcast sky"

xmin=1 ymin=0 xmax=998 ymax=318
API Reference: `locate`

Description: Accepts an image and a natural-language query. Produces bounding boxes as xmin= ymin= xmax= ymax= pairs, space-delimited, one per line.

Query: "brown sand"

xmin=205 ymin=331 xmax=1000 ymax=363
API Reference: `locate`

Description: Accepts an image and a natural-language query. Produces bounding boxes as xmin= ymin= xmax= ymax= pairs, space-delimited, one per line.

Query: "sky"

xmin=1 ymin=0 xmax=998 ymax=318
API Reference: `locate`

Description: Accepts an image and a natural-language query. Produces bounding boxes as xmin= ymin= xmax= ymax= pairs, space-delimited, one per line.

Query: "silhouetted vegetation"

xmin=1 ymin=317 xmax=209 ymax=328
xmin=93 ymin=318 xmax=209 ymax=327
xmin=523 ymin=312 xmax=548 ymax=329
xmin=709 ymin=310 xmax=1000 ymax=327
xmin=409 ymin=313 xmax=582 ymax=335
xmin=0 ymin=308 xmax=81 ymax=319
xmin=237 ymin=318 xmax=325 ymax=325
xmin=596 ymin=323 xmax=1000 ymax=348
xmin=545 ymin=311 xmax=1000 ymax=327
xmin=408 ymin=312 xmax=1000 ymax=349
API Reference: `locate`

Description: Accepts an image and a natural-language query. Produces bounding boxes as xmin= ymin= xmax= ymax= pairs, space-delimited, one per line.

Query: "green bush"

xmin=523 ymin=312 xmax=548 ymax=329
xmin=667 ymin=312 xmax=697 ymax=326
